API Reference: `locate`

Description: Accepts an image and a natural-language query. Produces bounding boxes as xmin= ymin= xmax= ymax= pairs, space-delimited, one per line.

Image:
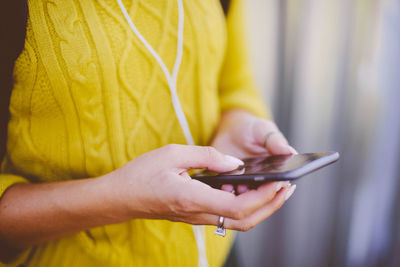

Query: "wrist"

xmin=221 ymin=109 xmax=254 ymax=124
xmin=214 ymin=109 xmax=253 ymax=138
xmin=218 ymin=109 xmax=257 ymax=135
xmin=94 ymin=171 xmax=134 ymax=222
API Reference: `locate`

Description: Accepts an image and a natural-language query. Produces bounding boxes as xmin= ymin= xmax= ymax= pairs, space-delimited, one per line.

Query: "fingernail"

xmin=275 ymin=181 xmax=290 ymax=192
xmin=285 ymin=184 xmax=296 ymax=200
xmin=277 ymin=141 xmax=292 ymax=154
xmin=224 ymin=155 xmax=244 ymax=166
xmin=237 ymin=184 xmax=249 ymax=194
xmin=289 ymin=146 xmax=298 ymax=155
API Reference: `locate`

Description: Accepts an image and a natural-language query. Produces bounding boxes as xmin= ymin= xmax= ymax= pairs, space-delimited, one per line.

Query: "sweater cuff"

xmin=220 ymin=89 xmax=271 ymax=119
xmin=0 ymin=174 xmax=29 ymax=199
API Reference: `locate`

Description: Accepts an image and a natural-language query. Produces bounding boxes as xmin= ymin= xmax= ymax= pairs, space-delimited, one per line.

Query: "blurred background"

xmin=229 ymin=0 xmax=400 ymax=266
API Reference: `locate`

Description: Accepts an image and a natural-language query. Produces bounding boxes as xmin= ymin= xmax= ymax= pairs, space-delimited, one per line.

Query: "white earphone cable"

xmin=116 ymin=1 xmax=208 ymax=266
xmin=117 ymin=0 xmax=194 ymax=146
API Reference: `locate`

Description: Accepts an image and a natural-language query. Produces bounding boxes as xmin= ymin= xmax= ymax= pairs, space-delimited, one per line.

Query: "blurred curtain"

xmin=234 ymin=0 xmax=400 ymax=266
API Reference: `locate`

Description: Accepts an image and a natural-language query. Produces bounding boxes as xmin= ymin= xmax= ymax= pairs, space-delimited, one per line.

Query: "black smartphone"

xmin=191 ymin=151 xmax=339 ymax=188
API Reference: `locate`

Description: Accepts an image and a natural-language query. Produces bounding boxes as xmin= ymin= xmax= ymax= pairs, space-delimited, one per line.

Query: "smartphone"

xmin=191 ymin=151 xmax=339 ymax=188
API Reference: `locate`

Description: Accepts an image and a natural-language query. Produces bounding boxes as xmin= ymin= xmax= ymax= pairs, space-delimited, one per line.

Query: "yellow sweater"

xmin=1 ymin=0 xmax=267 ymax=266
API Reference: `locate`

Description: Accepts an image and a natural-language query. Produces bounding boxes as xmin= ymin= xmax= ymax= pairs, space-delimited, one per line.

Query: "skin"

xmin=212 ymin=109 xmax=297 ymax=193
xmin=0 ymin=109 xmax=296 ymax=262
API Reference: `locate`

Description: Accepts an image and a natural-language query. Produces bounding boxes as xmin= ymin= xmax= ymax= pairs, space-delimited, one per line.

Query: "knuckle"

xmin=268 ymin=199 xmax=285 ymax=215
xmin=163 ymin=144 xmax=182 ymax=155
xmin=237 ymin=221 xmax=254 ymax=232
xmin=230 ymin=205 xmax=247 ymax=220
xmin=227 ymin=206 xmax=239 ymax=219
xmin=204 ymin=146 xmax=219 ymax=160
xmin=258 ymin=119 xmax=275 ymax=130
xmin=263 ymin=119 xmax=275 ymax=127
xmin=206 ymin=146 xmax=218 ymax=155
xmin=173 ymin=191 xmax=194 ymax=213
xmin=275 ymin=198 xmax=286 ymax=211
xmin=265 ymin=190 xmax=277 ymax=203
xmin=264 ymin=120 xmax=278 ymax=130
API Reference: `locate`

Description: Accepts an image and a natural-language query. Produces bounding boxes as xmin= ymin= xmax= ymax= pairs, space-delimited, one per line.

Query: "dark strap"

xmin=0 ymin=0 xmax=28 ymax=160
xmin=220 ymin=0 xmax=231 ymax=15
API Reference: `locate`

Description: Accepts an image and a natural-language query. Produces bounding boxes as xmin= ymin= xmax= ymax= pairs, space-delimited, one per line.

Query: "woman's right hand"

xmin=106 ymin=144 xmax=292 ymax=232
xmin=0 ymin=144 xmax=292 ymax=259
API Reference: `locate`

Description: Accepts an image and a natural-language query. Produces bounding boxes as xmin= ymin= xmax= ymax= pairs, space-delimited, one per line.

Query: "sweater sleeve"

xmin=0 ymin=173 xmax=29 ymax=199
xmin=219 ymin=0 xmax=271 ymax=119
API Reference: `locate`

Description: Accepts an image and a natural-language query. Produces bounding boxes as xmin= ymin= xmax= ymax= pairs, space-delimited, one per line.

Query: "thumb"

xmin=253 ymin=120 xmax=292 ymax=155
xmin=263 ymin=132 xmax=292 ymax=155
xmin=159 ymin=144 xmax=243 ymax=172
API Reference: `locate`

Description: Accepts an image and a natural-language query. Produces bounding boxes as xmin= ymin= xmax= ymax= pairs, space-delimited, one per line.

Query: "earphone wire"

xmin=117 ymin=0 xmax=194 ymax=146
xmin=116 ymin=1 xmax=208 ymax=266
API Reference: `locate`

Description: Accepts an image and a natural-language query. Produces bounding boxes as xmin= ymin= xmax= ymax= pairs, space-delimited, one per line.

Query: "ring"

xmin=214 ymin=216 xmax=226 ymax=237
xmin=263 ymin=131 xmax=278 ymax=147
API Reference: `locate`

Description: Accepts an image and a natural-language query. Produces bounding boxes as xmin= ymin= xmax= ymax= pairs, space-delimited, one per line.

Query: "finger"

xmin=181 ymin=185 xmax=293 ymax=230
xmin=264 ymin=132 xmax=292 ymax=155
xmin=226 ymin=185 xmax=292 ymax=231
xmin=158 ymin=144 xmax=244 ymax=172
xmin=221 ymin=184 xmax=235 ymax=194
xmin=236 ymin=184 xmax=249 ymax=194
xmin=288 ymin=146 xmax=299 ymax=155
xmin=186 ymin=180 xmax=279 ymax=220
xmin=237 ymin=180 xmax=289 ymax=195
xmin=253 ymin=120 xmax=291 ymax=155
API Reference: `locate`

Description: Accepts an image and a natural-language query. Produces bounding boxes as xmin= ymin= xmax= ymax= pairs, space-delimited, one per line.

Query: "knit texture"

xmin=1 ymin=0 xmax=267 ymax=266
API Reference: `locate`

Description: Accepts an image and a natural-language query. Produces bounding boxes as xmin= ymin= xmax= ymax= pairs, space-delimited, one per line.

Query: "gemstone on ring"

xmin=214 ymin=216 xmax=226 ymax=237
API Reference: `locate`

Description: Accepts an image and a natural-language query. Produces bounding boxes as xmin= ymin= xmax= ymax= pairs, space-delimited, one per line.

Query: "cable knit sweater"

xmin=0 ymin=0 xmax=267 ymax=266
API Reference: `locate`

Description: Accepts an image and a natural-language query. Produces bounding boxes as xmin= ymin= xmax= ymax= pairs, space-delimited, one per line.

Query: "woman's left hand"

xmin=212 ymin=109 xmax=296 ymax=158
xmin=211 ymin=109 xmax=297 ymax=194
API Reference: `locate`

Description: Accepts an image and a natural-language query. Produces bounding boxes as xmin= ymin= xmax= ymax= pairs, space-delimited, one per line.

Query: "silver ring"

xmin=214 ymin=216 xmax=226 ymax=237
xmin=263 ymin=131 xmax=278 ymax=147
xmin=218 ymin=216 xmax=225 ymax=228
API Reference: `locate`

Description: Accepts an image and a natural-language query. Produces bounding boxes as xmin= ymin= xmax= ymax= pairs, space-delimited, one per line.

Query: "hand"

xmin=0 ymin=144 xmax=291 ymax=254
xmin=108 ymin=144 xmax=291 ymax=231
xmin=211 ymin=109 xmax=298 ymax=194
xmin=211 ymin=109 xmax=297 ymax=158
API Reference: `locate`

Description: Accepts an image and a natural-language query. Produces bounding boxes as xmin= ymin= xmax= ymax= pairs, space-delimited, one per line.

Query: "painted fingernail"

xmin=275 ymin=181 xmax=290 ymax=192
xmin=285 ymin=184 xmax=296 ymax=200
xmin=289 ymin=146 xmax=298 ymax=155
xmin=237 ymin=184 xmax=249 ymax=194
xmin=224 ymin=155 xmax=244 ymax=166
xmin=277 ymin=141 xmax=292 ymax=154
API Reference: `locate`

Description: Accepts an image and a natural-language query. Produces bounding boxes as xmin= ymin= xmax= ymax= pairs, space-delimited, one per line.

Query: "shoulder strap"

xmin=0 ymin=0 xmax=28 ymax=159
xmin=220 ymin=0 xmax=231 ymax=15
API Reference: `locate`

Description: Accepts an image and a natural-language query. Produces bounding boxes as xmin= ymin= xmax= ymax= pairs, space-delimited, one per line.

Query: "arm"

xmin=0 ymin=176 xmax=129 ymax=251
xmin=0 ymin=145 xmax=290 ymax=261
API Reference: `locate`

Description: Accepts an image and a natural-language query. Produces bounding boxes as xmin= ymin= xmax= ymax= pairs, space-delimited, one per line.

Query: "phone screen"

xmin=191 ymin=152 xmax=339 ymax=187
xmin=197 ymin=153 xmax=325 ymax=176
